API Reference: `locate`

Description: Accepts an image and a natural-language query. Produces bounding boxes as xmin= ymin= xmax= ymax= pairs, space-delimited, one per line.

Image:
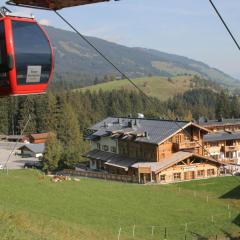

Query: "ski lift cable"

xmin=208 ymin=0 xmax=240 ymax=51
xmin=54 ymin=10 xmax=239 ymax=180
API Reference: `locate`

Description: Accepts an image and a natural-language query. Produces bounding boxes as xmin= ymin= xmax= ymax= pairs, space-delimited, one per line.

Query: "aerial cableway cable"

xmin=208 ymin=0 xmax=240 ymax=51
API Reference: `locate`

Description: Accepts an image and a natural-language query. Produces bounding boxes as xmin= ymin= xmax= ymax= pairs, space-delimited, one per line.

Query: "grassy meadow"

xmin=77 ymin=76 xmax=194 ymax=101
xmin=0 ymin=170 xmax=239 ymax=240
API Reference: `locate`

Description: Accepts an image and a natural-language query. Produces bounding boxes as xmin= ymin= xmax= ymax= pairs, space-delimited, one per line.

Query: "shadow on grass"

xmin=190 ymin=230 xmax=240 ymax=240
xmin=220 ymin=186 xmax=240 ymax=200
xmin=221 ymin=230 xmax=240 ymax=240
xmin=233 ymin=214 xmax=240 ymax=227
xmin=189 ymin=231 xmax=208 ymax=239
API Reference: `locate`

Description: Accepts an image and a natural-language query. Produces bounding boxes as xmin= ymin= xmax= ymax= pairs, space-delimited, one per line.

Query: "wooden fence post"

xmin=117 ymin=227 xmax=121 ymax=240
xmin=164 ymin=227 xmax=167 ymax=239
xmin=132 ymin=225 xmax=135 ymax=238
xmin=151 ymin=226 xmax=154 ymax=236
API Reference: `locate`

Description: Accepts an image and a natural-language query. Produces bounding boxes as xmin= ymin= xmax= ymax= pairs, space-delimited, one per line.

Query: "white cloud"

xmin=39 ymin=19 xmax=52 ymax=26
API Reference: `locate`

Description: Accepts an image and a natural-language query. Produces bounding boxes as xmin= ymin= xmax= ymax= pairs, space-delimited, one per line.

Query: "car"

xmin=24 ymin=161 xmax=43 ymax=170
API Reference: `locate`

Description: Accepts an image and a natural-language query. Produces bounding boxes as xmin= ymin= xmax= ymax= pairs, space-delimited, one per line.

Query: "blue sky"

xmin=3 ymin=0 xmax=240 ymax=79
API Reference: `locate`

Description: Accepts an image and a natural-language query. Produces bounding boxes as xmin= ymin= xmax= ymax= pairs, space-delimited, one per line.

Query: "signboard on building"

xmin=139 ymin=167 xmax=151 ymax=174
xmin=183 ymin=166 xmax=196 ymax=172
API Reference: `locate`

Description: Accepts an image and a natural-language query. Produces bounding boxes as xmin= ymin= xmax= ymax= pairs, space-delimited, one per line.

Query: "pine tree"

xmin=0 ymin=97 xmax=9 ymax=134
xmin=35 ymin=94 xmax=48 ymax=133
xmin=58 ymin=103 xmax=84 ymax=168
xmin=44 ymin=91 xmax=59 ymax=132
xmin=42 ymin=133 xmax=62 ymax=172
xmin=17 ymin=96 xmax=36 ymax=135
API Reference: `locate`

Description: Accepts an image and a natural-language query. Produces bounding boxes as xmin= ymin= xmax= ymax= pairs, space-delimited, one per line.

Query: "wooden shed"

xmin=29 ymin=133 xmax=50 ymax=144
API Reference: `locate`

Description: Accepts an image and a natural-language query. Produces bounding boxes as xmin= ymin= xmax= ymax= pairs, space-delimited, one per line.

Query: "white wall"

xmin=90 ymin=159 xmax=97 ymax=170
xmin=91 ymin=136 xmax=118 ymax=154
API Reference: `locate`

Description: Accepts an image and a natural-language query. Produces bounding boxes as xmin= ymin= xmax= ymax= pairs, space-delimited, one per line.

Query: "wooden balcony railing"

xmin=224 ymin=145 xmax=240 ymax=152
xmin=205 ymin=146 xmax=221 ymax=154
xmin=221 ymin=158 xmax=238 ymax=164
xmin=174 ymin=141 xmax=198 ymax=150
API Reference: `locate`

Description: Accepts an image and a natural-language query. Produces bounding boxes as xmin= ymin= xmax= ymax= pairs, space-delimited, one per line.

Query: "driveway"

xmin=0 ymin=142 xmax=39 ymax=170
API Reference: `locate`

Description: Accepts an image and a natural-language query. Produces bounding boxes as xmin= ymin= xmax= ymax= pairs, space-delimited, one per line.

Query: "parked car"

xmin=24 ymin=161 xmax=43 ymax=169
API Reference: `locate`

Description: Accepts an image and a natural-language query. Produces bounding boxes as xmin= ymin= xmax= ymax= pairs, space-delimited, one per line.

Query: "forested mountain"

xmin=45 ymin=26 xmax=240 ymax=89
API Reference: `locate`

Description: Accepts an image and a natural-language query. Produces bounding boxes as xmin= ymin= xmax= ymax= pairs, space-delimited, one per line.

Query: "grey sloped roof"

xmin=83 ymin=149 xmax=116 ymax=161
xmin=132 ymin=151 xmax=192 ymax=173
xmin=198 ymin=118 xmax=240 ymax=127
xmin=204 ymin=131 xmax=240 ymax=142
xmin=83 ymin=149 xmax=138 ymax=170
xmin=89 ymin=117 xmax=190 ymax=145
xmin=18 ymin=143 xmax=45 ymax=154
xmin=131 ymin=151 xmax=220 ymax=173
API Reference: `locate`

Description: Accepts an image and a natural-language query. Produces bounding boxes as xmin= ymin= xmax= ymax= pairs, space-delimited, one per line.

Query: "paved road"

xmin=0 ymin=142 xmax=38 ymax=170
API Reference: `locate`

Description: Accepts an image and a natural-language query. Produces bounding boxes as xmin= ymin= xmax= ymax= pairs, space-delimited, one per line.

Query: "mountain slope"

xmin=77 ymin=75 xmax=221 ymax=101
xmin=45 ymin=26 xmax=239 ymax=88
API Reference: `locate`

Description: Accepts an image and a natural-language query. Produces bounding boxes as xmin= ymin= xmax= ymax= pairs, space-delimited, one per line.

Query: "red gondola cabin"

xmin=0 ymin=13 xmax=54 ymax=95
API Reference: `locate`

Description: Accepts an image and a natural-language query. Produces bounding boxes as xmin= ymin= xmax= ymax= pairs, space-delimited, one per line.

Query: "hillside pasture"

xmin=0 ymin=171 xmax=239 ymax=239
xmin=77 ymin=76 xmax=194 ymax=101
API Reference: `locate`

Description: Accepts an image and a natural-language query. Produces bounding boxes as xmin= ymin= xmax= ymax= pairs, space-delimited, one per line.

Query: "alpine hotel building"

xmin=84 ymin=117 xmax=223 ymax=184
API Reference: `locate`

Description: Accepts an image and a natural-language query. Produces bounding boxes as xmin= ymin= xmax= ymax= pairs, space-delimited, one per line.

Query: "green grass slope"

xmin=0 ymin=170 xmax=239 ymax=240
xmin=78 ymin=76 xmax=195 ymax=101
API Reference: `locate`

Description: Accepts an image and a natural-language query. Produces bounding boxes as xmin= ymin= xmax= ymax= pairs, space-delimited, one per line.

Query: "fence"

xmin=115 ymin=212 xmax=239 ymax=240
xmin=59 ymin=169 xmax=139 ymax=183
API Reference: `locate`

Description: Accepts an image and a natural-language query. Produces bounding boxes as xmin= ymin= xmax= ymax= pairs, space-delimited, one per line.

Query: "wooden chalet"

xmin=18 ymin=143 xmax=45 ymax=158
xmin=29 ymin=133 xmax=50 ymax=144
xmin=204 ymin=131 xmax=240 ymax=165
xmin=197 ymin=117 xmax=240 ymax=165
xmin=84 ymin=117 xmax=223 ymax=184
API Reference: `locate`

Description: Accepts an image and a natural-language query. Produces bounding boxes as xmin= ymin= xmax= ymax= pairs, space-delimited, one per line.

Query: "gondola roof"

xmin=7 ymin=0 xmax=111 ymax=10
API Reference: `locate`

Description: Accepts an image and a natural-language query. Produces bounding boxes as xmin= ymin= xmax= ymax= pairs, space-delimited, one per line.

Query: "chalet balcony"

xmin=224 ymin=145 xmax=240 ymax=152
xmin=174 ymin=141 xmax=198 ymax=150
xmin=206 ymin=146 xmax=221 ymax=154
xmin=221 ymin=158 xmax=238 ymax=165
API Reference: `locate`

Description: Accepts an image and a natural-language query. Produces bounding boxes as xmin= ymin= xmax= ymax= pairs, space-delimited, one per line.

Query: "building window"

xmin=174 ymin=173 xmax=181 ymax=181
xmin=160 ymin=175 xmax=166 ymax=181
xmin=97 ymin=143 xmax=100 ymax=150
xmin=185 ymin=134 xmax=190 ymax=141
xmin=102 ymin=145 xmax=109 ymax=152
xmin=197 ymin=170 xmax=204 ymax=177
xmin=110 ymin=146 xmax=117 ymax=153
xmin=207 ymin=169 xmax=215 ymax=176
